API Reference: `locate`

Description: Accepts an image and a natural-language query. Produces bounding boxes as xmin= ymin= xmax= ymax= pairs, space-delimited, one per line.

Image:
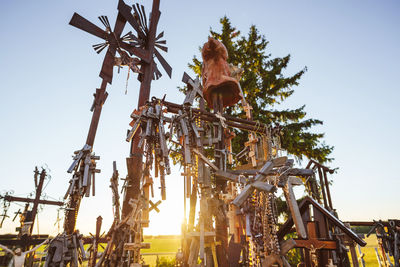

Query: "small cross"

xmin=149 ymin=200 xmax=161 ymax=213
xmin=244 ymin=133 xmax=258 ymax=167
xmin=243 ymin=103 xmax=253 ymax=120
xmin=232 ymin=160 xmax=277 ymax=207
xmin=182 ymin=72 xmax=204 ymax=106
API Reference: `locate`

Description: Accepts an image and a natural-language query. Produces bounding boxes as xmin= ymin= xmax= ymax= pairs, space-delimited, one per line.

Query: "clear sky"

xmin=0 ymin=0 xmax=399 ymax=236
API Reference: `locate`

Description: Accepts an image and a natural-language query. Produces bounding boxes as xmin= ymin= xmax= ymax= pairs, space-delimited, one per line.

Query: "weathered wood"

xmin=123 ymin=243 xmax=151 ymax=250
xmin=232 ymin=161 xmax=276 ymax=207
xmin=187 ymin=232 xmax=216 ymax=237
xmin=283 ymin=176 xmax=307 ymax=239
xmin=349 ymin=244 xmax=360 ymax=267
xmin=294 ymin=221 xmax=337 ymax=250
xmin=230 ymin=168 xmax=313 ymax=177
xmin=278 ymin=197 xmax=366 ymax=247
xmin=164 ymin=100 xmax=279 ymax=134
xmin=188 ymin=238 xmax=200 ymax=266
xmin=375 ymin=247 xmax=383 ymax=267
xmin=192 ymin=148 xmax=218 ymax=171
xmin=323 ymin=169 xmax=333 ymax=209
xmin=3 ymin=196 xmax=63 ymax=206
xmin=357 ymin=244 xmax=366 ymax=267
xmin=280 ymin=238 xmax=297 ymax=255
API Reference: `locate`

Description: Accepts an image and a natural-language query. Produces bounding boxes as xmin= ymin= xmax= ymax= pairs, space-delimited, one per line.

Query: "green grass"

xmin=3 ymin=234 xmax=395 ymax=266
xmin=141 ymin=235 xmax=180 ymax=266
xmin=349 ymin=234 xmax=395 ymax=266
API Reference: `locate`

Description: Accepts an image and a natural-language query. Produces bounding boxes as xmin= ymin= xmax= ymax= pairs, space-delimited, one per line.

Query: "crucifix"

xmin=294 ymin=221 xmax=337 ymax=267
xmin=1 ymin=167 xmax=63 ymax=238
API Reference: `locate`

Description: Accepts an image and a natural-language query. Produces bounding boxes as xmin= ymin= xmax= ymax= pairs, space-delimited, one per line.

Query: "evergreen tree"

xmin=188 ymin=17 xmax=333 ymax=163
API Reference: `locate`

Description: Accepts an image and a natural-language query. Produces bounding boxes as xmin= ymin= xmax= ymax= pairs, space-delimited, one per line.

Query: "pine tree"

xmin=188 ymin=17 xmax=333 ymax=163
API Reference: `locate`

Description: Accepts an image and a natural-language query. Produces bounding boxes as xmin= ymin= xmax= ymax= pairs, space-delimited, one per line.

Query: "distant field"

xmin=1 ymin=234 xmax=395 ymax=266
xmin=140 ymin=234 xmax=394 ymax=267
xmin=349 ymin=234 xmax=395 ymax=267
xmin=141 ymin=235 xmax=180 ymax=266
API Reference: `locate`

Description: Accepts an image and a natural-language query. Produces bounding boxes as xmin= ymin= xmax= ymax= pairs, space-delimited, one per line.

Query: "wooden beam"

xmin=124 ymin=243 xmax=151 ymax=250
xmin=3 ymin=196 xmax=63 ymax=206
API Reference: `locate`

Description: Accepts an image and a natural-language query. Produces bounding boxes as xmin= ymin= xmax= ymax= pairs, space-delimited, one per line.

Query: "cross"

xmin=231 ymin=159 xmax=279 ymax=207
xmin=1 ymin=168 xmax=64 ymax=235
xmin=149 ymin=200 xmax=161 ymax=213
xmin=244 ymin=133 xmax=258 ymax=167
xmin=277 ymin=172 xmax=307 ymax=239
xmin=12 ymin=209 xmax=22 ymax=222
xmin=88 ymin=216 xmax=105 ymax=267
xmin=224 ymin=129 xmax=236 ymax=164
xmin=69 ymin=4 xmax=148 ymax=85
xmin=243 ymin=103 xmax=253 ymax=120
xmin=182 ymin=72 xmax=203 ymax=106
xmin=294 ymin=221 xmax=337 ymax=267
xmin=0 ymin=212 xmax=9 ymax=228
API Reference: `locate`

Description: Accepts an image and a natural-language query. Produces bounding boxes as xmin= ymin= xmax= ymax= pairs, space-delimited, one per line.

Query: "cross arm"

xmin=3 ymin=196 xmax=63 ymax=206
xmin=69 ymin=13 xmax=107 ymax=40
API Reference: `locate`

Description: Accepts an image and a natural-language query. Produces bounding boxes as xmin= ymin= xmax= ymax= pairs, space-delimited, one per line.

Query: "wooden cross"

xmin=149 ymin=200 xmax=161 ymax=213
xmin=0 ymin=212 xmax=9 ymax=228
xmin=182 ymin=72 xmax=203 ymax=106
xmin=294 ymin=221 xmax=337 ymax=267
xmin=232 ymin=160 xmax=278 ymax=207
xmin=245 ymin=133 xmax=258 ymax=167
xmin=224 ymin=129 xmax=236 ymax=164
xmin=1 ymin=168 xmax=64 ymax=235
xmin=278 ymin=173 xmax=307 ymax=239
xmin=88 ymin=216 xmax=105 ymax=267
xmin=243 ymin=103 xmax=253 ymax=120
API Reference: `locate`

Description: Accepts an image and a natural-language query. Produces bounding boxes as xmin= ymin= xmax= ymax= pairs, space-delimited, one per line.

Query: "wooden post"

xmin=375 ymin=247 xmax=383 ymax=267
xmin=122 ymin=0 xmax=160 ymax=218
xmin=349 ymin=243 xmax=360 ymax=267
xmin=211 ymin=93 xmax=229 ymax=267
xmin=283 ymin=177 xmax=307 ymax=239
xmin=317 ymin=166 xmax=328 ymax=209
xmin=323 ymin=170 xmax=333 ymax=210
xmin=29 ymin=169 xmax=46 ymax=234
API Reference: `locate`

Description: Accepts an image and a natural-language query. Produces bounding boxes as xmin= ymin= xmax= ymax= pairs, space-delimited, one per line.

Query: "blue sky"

xmin=0 ymin=0 xmax=399 ymax=235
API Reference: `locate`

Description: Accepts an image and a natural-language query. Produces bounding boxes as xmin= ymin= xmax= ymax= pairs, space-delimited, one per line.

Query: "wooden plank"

xmin=192 ymin=148 xmax=218 ymax=171
xmin=3 ymin=196 xmax=63 ymax=206
xmin=230 ymin=168 xmax=313 ymax=177
xmin=124 ymin=243 xmax=151 ymax=250
xmin=280 ymin=238 xmax=297 ymax=255
xmin=187 ymin=231 xmax=216 ymax=237
xmin=283 ymin=178 xmax=307 ymax=239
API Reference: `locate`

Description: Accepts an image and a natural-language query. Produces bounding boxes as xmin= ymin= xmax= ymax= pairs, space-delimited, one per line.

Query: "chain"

xmin=263 ymin=192 xmax=280 ymax=255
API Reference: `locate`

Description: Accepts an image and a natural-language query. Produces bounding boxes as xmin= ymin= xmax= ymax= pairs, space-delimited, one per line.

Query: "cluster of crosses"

xmin=0 ymin=0 xmax=399 ymax=267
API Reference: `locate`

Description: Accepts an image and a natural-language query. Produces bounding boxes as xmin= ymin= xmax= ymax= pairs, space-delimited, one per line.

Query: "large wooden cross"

xmin=121 ymin=0 xmax=172 ymax=218
xmin=65 ymin=0 xmax=171 ymax=235
xmin=1 ymin=168 xmax=63 ymax=236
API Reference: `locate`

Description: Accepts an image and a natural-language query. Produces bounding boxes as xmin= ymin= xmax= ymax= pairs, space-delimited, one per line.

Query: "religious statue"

xmin=201 ymin=37 xmax=241 ymax=108
xmin=0 ymin=239 xmax=49 ymax=267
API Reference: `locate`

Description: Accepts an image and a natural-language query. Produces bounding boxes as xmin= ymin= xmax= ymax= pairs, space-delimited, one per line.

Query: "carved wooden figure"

xmin=201 ymin=37 xmax=241 ymax=108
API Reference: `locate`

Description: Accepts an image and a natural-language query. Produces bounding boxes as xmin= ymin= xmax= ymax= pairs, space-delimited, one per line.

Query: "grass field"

xmin=0 ymin=234 xmax=395 ymax=266
xmin=141 ymin=235 xmax=180 ymax=266
xmin=140 ymin=234 xmax=394 ymax=266
xmin=349 ymin=234 xmax=395 ymax=267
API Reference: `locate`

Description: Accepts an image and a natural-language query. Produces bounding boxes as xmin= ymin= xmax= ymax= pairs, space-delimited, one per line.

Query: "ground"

xmin=0 ymin=234 xmax=392 ymax=266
